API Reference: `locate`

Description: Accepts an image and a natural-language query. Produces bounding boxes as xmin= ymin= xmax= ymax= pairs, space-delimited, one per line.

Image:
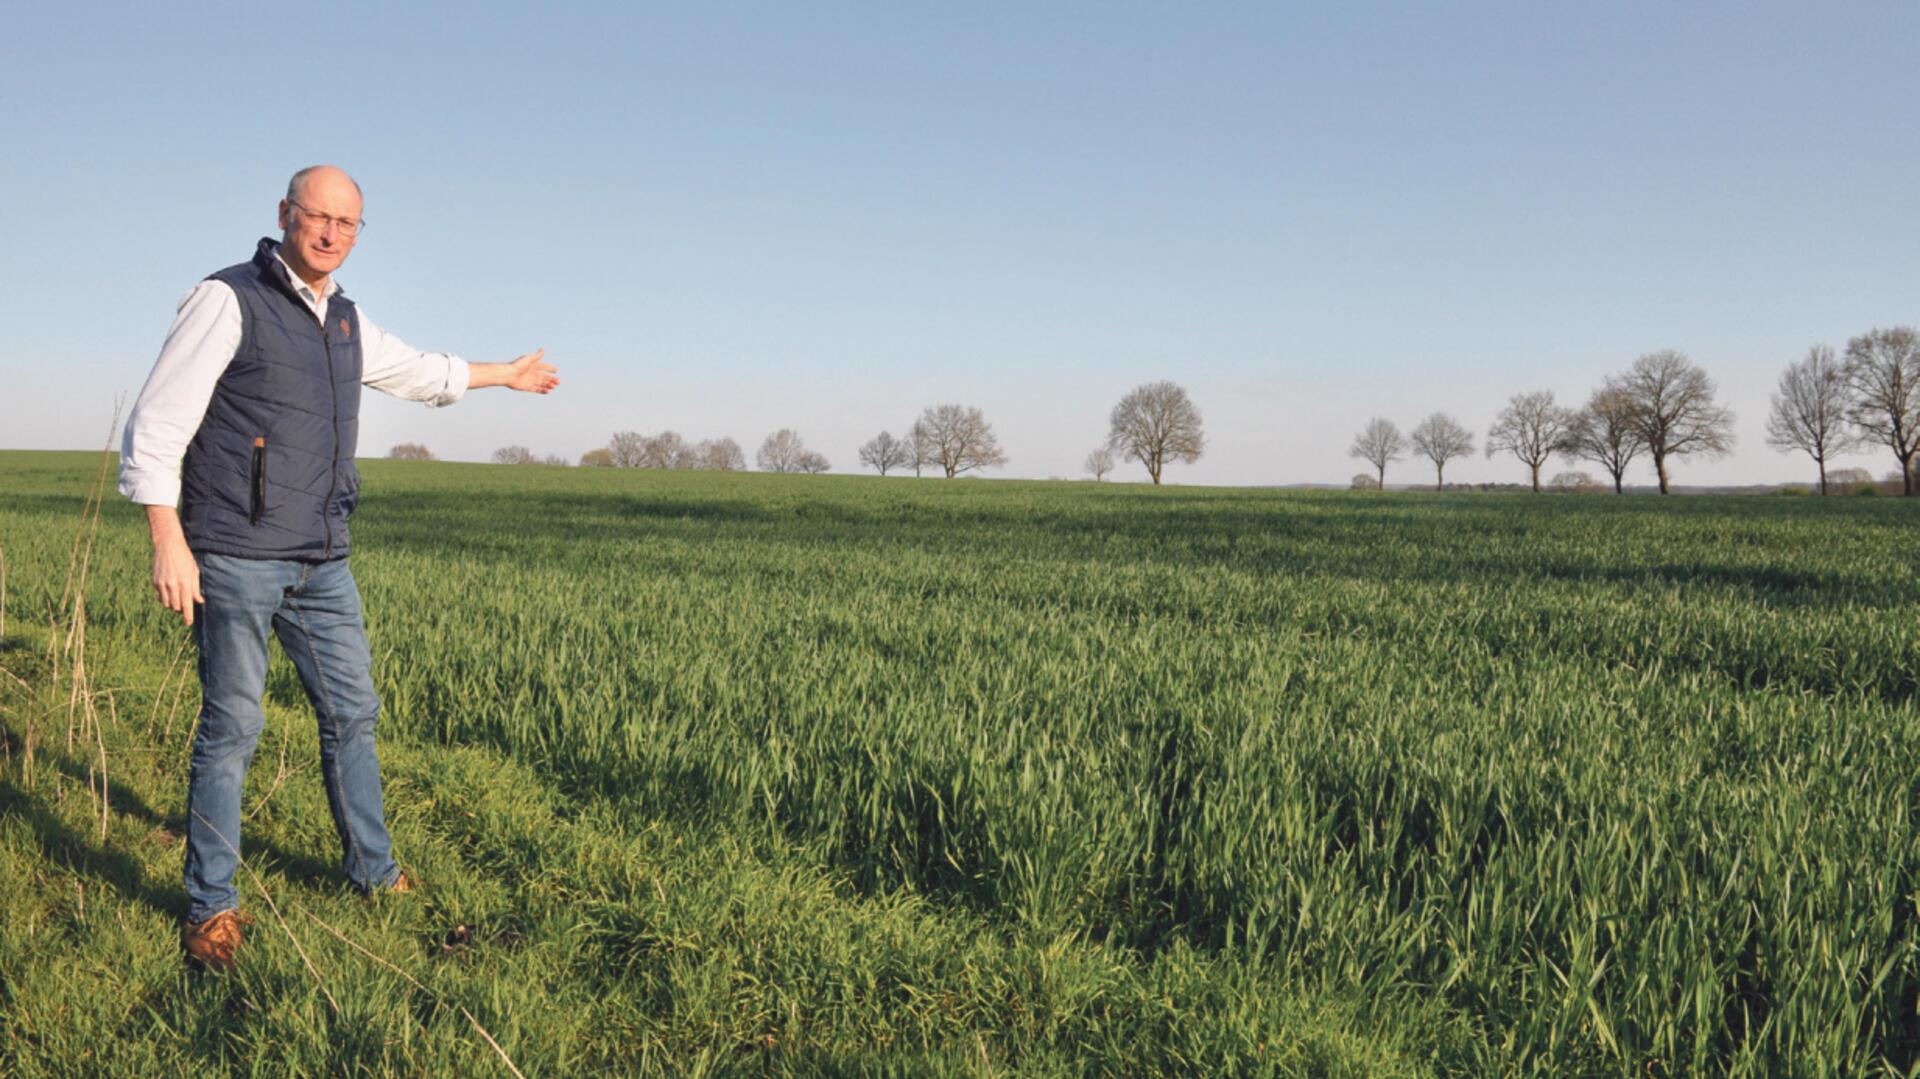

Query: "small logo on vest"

xmin=338 ymin=318 xmax=352 ymax=339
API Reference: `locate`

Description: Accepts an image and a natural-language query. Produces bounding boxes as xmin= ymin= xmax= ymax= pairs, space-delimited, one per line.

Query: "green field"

xmin=3 ymin=450 xmax=1917 ymax=1075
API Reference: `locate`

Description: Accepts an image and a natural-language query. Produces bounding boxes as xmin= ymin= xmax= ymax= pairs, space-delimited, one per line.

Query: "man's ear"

xmin=276 ymin=199 xmax=291 ymax=231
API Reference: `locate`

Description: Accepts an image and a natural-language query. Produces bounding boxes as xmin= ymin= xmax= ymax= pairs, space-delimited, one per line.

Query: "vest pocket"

xmin=249 ymin=437 xmax=267 ymax=525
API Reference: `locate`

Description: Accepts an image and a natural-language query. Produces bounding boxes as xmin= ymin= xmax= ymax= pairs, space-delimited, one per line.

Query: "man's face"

xmin=276 ymin=168 xmax=363 ymax=284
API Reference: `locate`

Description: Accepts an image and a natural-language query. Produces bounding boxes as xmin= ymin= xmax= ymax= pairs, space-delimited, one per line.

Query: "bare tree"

xmin=757 ymin=429 xmax=808 ymax=472
xmin=536 ymin=453 xmax=571 ymax=467
xmin=491 ymin=445 xmax=535 ymax=465
xmin=1564 ymin=387 xmax=1643 ymax=494
xmin=859 ymin=431 xmax=913 ymax=475
xmin=1084 ymin=447 xmax=1116 ymax=481
xmin=1409 ymin=413 xmax=1474 ymax=491
xmin=580 ymin=448 xmax=615 ymax=467
xmin=1611 ymin=351 xmax=1735 ymax=495
xmin=1766 ymin=344 xmax=1859 ymax=495
xmin=1348 ymin=418 xmax=1405 ymax=489
xmin=1842 ymin=326 xmax=1920 ymax=496
xmin=1484 ymin=391 xmax=1575 ymax=492
xmin=796 ymin=450 xmax=831 ymax=474
xmin=1350 ymin=473 xmax=1380 ymax=491
xmin=911 ymin=404 xmax=1007 ymax=479
xmin=690 ymin=437 xmax=746 ymax=472
xmin=388 ymin=442 xmax=434 ymax=461
xmin=1106 ymin=380 xmax=1204 ymax=485
xmin=607 ymin=430 xmax=648 ymax=468
xmin=640 ymin=431 xmax=687 ymax=470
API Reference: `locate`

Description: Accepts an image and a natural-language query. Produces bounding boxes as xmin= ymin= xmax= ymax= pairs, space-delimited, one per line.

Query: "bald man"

xmin=119 ymin=166 xmax=559 ymax=971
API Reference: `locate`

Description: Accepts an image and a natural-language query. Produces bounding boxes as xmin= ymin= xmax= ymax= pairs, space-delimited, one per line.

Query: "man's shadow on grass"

xmin=1 ymin=744 xmax=356 ymax=921
xmin=0 ymin=774 xmax=190 ymax=917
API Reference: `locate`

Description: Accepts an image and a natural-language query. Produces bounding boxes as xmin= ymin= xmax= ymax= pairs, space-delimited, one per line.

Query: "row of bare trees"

xmin=857 ymin=404 xmax=1009 ymax=479
xmin=576 ymin=431 xmax=749 ymax=471
xmin=436 ymin=328 xmax=1914 ymax=492
xmin=1766 ymin=327 xmax=1919 ymax=495
xmin=415 ymin=381 xmax=1208 ymax=486
xmin=1351 ymin=333 xmax=1919 ymax=495
xmin=529 ymin=404 xmax=1018 ymax=481
xmin=490 ymin=445 xmax=571 ymax=466
xmin=1355 ymin=353 xmax=1734 ymax=494
xmin=757 ymin=429 xmax=829 ymax=473
xmin=859 ymin=382 xmax=1209 ymax=484
xmin=1352 ymin=352 xmax=1733 ymax=494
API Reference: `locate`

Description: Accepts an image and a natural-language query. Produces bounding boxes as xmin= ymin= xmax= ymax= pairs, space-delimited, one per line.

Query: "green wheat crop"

xmin=2 ymin=450 xmax=1916 ymax=1075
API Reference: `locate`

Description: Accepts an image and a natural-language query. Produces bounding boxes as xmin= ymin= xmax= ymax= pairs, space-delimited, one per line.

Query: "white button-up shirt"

xmin=119 ymin=246 xmax=471 ymax=507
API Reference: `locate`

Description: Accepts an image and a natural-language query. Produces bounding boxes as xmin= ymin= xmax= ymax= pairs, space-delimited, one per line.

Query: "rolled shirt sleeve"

xmin=118 ymin=280 xmax=244 ymax=507
xmin=358 ymin=309 xmax=470 ymax=406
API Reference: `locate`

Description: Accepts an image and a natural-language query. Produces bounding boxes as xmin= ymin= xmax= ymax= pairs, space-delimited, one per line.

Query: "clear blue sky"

xmin=5 ymin=2 xmax=1915 ymax=486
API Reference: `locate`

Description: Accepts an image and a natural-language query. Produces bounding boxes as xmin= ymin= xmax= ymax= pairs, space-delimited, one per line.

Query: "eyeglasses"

xmin=287 ymin=199 xmax=365 ymax=237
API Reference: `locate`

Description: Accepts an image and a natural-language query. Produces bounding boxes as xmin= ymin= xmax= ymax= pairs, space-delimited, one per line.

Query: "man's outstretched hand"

xmin=505 ymin=349 xmax=559 ymax=394
xmin=470 ymin=349 xmax=560 ymax=394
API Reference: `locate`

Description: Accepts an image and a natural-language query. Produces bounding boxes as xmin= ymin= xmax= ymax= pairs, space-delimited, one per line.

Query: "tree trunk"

xmin=1817 ymin=458 xmax=1827 ymax=496
xmin=1905 ymin=453 xmax=1916 ymax=495
xmin=1378 ymin=463 xmax=1387 ymax=489
xmin=1530 ymin=462 xmax=1541 ymax=492
xmin=1434 ymin=462 xmax=1444 ymax=492
xmin=1655 ymin=454 xmax=1671 ymax=495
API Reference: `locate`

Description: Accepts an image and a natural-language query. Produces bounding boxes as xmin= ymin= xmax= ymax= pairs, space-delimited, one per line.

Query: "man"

xmin=119 ymin=165 xmax=559 ymax=971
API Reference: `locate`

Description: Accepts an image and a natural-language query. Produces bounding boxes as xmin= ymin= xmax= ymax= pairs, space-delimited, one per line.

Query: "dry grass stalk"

xmin=63 ymin=424 xmax=116 ymax=749
xmin=147 ymin=633 xmax=192 ymax=739
xmin=246 ymin=755 xmax=313 ymax=822
xmin=38 ymin=401 xmax=123 ymax=788
xmin=57 ymin=400 xmax=120 ymax=632
xmin=21 ymin=650 xmax=42 ymax=782
xmin=161 ymin=634 xmax=196 ymax=750
xmin=194 ymin=809 xmax=341 ymax=1016
xmin=94 ymin=692 xmax=115 ymax=841
xmin=297 ymin=906 xmax=529 ymax=1079
xmin=65 ymin=595 xmax=87 ymax=752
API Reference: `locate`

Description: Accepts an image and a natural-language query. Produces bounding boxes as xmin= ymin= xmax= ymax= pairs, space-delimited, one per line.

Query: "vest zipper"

xmin=322 ymin=314 xmax=340 ymax=560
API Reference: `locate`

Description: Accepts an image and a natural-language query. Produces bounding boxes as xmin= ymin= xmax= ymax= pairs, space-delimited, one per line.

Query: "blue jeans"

xmin=184 ymin=553 xmax=399 ymax=922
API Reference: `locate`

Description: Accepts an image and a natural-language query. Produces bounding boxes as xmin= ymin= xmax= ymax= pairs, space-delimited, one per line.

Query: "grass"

xmin=2 ymin=449 xmax=1917 ymax=1075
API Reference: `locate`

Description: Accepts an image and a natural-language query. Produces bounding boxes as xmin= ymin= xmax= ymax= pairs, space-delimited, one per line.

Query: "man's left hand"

xmin=503 ymin=349 xmax=559 ymax=394
xmin=469 ymin=349 xmax=560 ymax=394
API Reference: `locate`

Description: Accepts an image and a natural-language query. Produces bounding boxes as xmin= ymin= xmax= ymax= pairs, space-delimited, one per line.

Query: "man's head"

xmin=277 ymin=166 xmax=364 ymax=287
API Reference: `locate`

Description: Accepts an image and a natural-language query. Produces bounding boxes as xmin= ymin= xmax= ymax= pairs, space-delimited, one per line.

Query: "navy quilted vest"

xmin=181 ymin=238 xmax=363 ymax=561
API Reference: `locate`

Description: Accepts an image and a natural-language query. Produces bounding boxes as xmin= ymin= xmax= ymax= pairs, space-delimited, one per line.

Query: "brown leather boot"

xmin=366 ymin=870 xmax=415 ymax=901
xmin=182 ymin=909 xmax=255 ymax=972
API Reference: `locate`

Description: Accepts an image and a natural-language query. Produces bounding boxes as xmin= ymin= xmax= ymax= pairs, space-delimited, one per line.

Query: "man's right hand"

xmin=146 ymin=505 xmax=203 ymax=626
